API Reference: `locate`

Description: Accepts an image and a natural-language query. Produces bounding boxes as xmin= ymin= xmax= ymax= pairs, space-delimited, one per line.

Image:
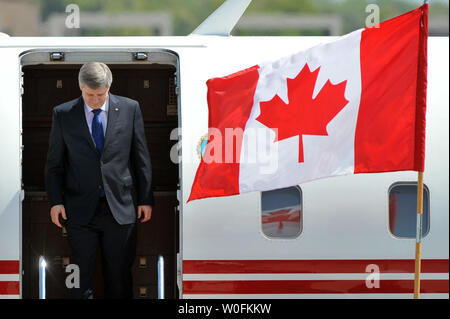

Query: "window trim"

xmin=387 ymin=181 xmax=431 ymax=240
xmin=259 ymin=185 xmax=303 ymax=240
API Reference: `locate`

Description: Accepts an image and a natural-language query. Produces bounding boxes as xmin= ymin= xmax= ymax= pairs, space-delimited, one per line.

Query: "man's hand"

xmin=50 ymin=204 xmax=67 ymax=228
xmin=137 ymin=205 xmax=152 ymax=223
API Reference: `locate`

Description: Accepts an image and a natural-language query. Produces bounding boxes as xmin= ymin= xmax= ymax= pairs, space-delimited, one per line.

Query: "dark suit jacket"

xmin=45 ymin=93 xmax=154 ymax=225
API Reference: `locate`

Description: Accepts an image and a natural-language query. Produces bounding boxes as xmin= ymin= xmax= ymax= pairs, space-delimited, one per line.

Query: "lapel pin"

xmin=115 ymin=108 xmax=119 ymax=112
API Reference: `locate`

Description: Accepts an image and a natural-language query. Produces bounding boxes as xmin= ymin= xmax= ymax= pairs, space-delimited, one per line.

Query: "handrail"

xmin=39 ymin=256 xmax=46 ymax=299
xmin=158 ymin=255 xmax=164 ymax=299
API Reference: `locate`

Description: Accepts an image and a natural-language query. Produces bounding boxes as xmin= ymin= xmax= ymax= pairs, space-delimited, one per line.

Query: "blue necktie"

xmin=91 ymin=109 xmax=105 ymax=197
xmin=91 ymin=109 xmax=104 ymax=154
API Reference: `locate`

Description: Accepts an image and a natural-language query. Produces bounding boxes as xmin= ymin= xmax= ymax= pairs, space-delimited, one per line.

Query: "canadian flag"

xmin=188 ymin=5 xmax=428 ymax=202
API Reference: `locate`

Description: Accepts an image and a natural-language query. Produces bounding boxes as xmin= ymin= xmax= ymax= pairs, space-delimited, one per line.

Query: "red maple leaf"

xmin=256 ymin=63 xmax=349 ymax=163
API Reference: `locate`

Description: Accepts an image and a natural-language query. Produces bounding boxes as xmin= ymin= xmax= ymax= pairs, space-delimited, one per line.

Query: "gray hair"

xmin=78 ymin=62 xmax=113 ymax=89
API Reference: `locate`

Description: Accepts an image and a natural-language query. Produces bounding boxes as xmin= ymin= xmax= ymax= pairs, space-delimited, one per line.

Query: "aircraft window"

xmin=388 ymin=183 xmax=430 ymax=239
xmin=261 ymin=186 xmax=302 ymax=239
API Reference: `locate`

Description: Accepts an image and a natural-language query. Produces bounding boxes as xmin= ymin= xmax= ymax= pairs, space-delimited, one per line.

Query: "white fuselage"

xmin=0 ymin=35 xmax=448 ymax=299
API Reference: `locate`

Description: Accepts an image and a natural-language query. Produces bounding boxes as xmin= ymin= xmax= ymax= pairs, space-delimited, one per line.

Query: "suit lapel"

xmin=74 ymin=97 xmax=98 ymax=154
xmin=102 ymin=93 xmax=120 ymax=155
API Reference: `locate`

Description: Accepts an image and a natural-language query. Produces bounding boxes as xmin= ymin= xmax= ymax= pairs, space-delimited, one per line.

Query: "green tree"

xmin=34 ymin=0 xmax=448 ymax=36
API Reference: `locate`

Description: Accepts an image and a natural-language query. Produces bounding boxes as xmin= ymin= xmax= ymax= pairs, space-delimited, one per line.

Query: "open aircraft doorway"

xmin=20 ymin=50 xmax=180 ymax=299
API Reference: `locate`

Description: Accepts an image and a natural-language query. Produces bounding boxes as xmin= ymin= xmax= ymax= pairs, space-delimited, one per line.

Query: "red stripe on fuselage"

xmin=183 ymin=259 xmax=449 ymax=274
xmin=183 ymin=279 xmax=448 ymax=294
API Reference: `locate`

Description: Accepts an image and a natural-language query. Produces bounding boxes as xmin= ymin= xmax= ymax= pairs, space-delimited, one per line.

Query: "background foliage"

xmin=34 ymin=0 xmax=449 ymax=36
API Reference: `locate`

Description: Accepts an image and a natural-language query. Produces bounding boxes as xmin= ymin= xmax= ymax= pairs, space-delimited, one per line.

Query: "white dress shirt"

xmin=83 ymin=96 xmax=109 ymax=136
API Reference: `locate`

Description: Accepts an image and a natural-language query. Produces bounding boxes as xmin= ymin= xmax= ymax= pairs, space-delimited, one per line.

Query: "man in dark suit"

xmin=45 ymin=62 xmax=153 ymax=299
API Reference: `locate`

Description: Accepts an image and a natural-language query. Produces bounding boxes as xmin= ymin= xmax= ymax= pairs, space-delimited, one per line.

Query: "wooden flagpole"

xmin=414 ymin=171 xmax=424 ymax=299
xmin=414 ymin=0 xmax=428 ymax=299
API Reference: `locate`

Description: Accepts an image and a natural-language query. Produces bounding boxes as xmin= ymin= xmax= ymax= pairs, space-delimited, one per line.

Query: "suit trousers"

xmin=66 ymin=197 xmax=137 ymax=299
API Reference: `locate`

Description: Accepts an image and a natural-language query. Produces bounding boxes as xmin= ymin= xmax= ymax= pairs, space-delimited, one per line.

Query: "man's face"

xmin=80 ymin=84 xmax=110 ymax=109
